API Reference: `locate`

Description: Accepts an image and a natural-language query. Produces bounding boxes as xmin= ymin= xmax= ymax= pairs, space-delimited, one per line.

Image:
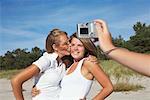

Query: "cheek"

xmin=79 ymin=48 xmax=86 ymax=57
xmin=79 ymin=47 xmax=85 ymax=54
xmin=58 ymin=46 xmax=69 ymax=53
xmin=62 ymin=46 xmax=68 ymax=50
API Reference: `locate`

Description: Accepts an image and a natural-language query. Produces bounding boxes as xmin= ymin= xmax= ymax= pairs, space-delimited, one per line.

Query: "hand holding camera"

xmin=77 ymin=22 xmax=98 ymax=38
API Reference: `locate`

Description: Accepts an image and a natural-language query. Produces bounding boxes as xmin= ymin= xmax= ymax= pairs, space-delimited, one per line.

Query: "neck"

xmin=73 ymin=57 xmax=83 ymax=62
xmin=54 ymin=52 xmax=63 ymax=62
xmin=57 ymin=57 xmax=61 ymax=62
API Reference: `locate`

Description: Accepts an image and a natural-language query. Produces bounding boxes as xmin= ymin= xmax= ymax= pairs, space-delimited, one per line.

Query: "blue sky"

xmin=1 ymin=0 xmax=150 ymax=56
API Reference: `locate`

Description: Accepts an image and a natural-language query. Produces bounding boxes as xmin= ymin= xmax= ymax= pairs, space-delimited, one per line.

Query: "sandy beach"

xmin=0 ymin=76 xmax=150 ymax=100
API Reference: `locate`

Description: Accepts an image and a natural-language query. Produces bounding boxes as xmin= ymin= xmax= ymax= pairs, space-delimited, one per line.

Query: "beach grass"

xmin=100 ymin=60 xmax=144 ymax=91
xmin=113 ymin=82 xmax=144 ymax=92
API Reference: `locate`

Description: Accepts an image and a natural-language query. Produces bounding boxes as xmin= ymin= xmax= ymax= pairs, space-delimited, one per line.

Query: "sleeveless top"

xmin=59 ymin=58 xmax=93 ymax=100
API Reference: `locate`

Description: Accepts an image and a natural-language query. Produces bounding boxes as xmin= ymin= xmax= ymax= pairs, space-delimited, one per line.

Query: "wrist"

xmin=102 ymin=45 xmax=116 ymax=53
xmin=103 ymin=47 xmax=120 ymax=56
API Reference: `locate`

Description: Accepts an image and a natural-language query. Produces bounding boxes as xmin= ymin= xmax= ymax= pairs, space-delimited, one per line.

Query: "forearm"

xmin=11 ymin=78 xmax=24 ymax=100
xmin=108 ymin=48 xmax=150 ymax=77
xmin=11 ymin=65 xmax=40 ymax=100
xmin=93 ymin=87 xmax=113 ymax=100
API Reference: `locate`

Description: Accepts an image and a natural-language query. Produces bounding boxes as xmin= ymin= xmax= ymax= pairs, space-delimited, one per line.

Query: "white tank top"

xmin=59 ymin=59 xmax=93 ymax=100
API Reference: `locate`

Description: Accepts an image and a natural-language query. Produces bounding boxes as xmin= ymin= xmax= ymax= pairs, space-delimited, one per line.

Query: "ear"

xmin=52 ymin=44 xmax=58 ymax=51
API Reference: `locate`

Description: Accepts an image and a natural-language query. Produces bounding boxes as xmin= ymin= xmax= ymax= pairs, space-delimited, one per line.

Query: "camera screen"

xmin=80 ymin=28 xmax=88 ymax=34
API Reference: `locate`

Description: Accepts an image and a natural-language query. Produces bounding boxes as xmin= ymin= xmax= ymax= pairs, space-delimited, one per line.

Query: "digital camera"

xmin=77 ymin=22 xmax=97 ymax=38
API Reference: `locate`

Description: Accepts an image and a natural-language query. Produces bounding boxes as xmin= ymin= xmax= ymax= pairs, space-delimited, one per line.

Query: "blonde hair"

xmin=46 ymin=29 xmax=68 ymax=53
xmin=70 ymin=33 xmax=97 ymax=57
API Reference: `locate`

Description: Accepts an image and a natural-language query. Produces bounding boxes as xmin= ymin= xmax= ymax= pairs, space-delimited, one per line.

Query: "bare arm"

xmin=85 ymin=61 xmax=113 ymax=100
xmin=11 ymin=64 xmax=40 ymax=100
xmin=95 ymin=19 xmax=150 ymax=77
xmin=108 ymin=48 xmax=150 ymax=77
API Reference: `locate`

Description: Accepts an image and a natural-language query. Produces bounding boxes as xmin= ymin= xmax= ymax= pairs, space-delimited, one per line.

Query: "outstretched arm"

xmin=107 ymin=47 xmax=150 ymax=77
xmin=94 ymin=19 xmax=150 ymax=77
xmin=11 ymin=64 xmax=40 ymax=100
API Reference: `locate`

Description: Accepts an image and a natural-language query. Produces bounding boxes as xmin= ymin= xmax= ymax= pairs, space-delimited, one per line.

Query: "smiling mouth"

xmin=72 ymin=52 xmax=79 ymax=55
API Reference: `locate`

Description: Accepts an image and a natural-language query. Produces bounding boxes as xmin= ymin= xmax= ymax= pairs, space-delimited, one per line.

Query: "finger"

xmin=94 ymin=19 xmax=106 ymax=25
xmin=35 ymin=90 xmax=40 ymax=94
xmin=95 ymin=23 xmax=103 ymax=30
xmin=32 ymin=90 xmax=40 ymax=97
xmin=85 ymin=55 xmax=92 ymax=60
xmin=95 ymin=23 xmax=103 ymax=36
xmin=32 ymin=92 xmax=36 ymax=97
xmin=87 ymin=57 xmax=98 ymax=63
xmin=32 ymin=90 xmax=37 ymax=97
xmin=94 ymin=19 xmax=106 ymax=27
xmin=94 ymin=19 xmax=109 ymax=34
xmin=31 ymin=88 xmax=40 ymax=97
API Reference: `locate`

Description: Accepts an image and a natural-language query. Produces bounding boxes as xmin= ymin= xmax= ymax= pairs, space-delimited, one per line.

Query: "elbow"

xmin=11 ymin=76 xmax=24 ymax=100
xmin=109 ymin=84 xmax=114 ymax=93
xmin=11 ymin=76 xmax=22 ymax=88
xmin=105 ymin=83 xmax=113 ymax=94
xmin=11 ymin=77 xmax=18 ymax=87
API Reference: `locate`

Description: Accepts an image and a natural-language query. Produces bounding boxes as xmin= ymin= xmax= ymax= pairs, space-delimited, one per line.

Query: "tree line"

xmin=0 ymin=47 xmax=44 ymax=70
xmin=0 ymin=22 xmax=150 ymax=70
xmin=113 ymin=22 xmax=150 ymax=53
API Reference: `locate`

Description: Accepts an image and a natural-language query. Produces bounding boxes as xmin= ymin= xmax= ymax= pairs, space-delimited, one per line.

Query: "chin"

xmin=66 ymin=53 xmax=70 ymax=55
xmin=73 ymin=56 xmax=83 ymax=61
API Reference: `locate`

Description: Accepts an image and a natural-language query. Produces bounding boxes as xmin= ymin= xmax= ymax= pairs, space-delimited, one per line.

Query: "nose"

xmin=69 ymin=43 xmax=71 ymax=47
xmin=73 ymin=45 xmax=78 ymax=51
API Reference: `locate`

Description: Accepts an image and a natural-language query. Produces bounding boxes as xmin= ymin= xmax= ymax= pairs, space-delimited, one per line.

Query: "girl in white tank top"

xmin=59 ymin=58 xmax=93 ymax=100
xmin=59 ymin=33 xmax=113 ymax=100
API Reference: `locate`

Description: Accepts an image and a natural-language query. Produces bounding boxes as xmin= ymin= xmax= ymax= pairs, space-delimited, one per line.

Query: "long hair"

xmin=70 ymin=33 xmax=97 ymax=57
xmin=45 ymin=29 xmax=68 ymax=53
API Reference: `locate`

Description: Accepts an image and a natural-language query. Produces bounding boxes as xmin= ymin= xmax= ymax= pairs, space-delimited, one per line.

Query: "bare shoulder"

xmin=84 ymin=55 xmax=99 ymax=65
xmin=83 ymin=59 xmax=100 ymax=71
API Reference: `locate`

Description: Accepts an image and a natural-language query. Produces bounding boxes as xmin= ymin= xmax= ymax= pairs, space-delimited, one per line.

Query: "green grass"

xmin=0 ymin=69 xmax=22 ymax=79
xmin=99 ymin=60 xmax=144 ymax=92
xmin=100 ymin=60 xmax=140 ymax=79
xmin=113 ymin=82 xmax=144 ymax=92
